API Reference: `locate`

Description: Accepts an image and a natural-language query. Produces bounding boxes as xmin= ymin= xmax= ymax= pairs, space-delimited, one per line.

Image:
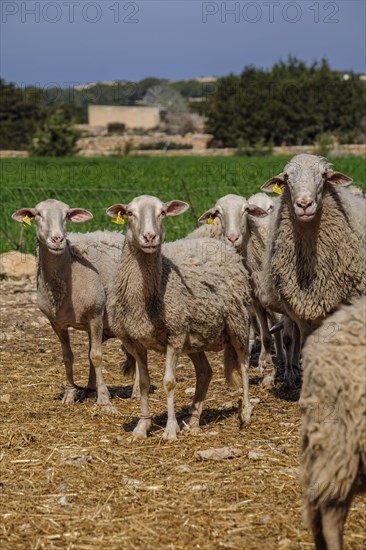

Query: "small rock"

xmin=57 ymin=495 xmax=68 ymax=506
xmin=206 ymin=430 xmax=219 ymax=436
xmin=123 ymin=477 xmax=141 ymax=486
xmin=248 ymin=451 xmax=262 ymax=460
xmin=0 ymin=251 xmax=36 ymax=280
xmin=184 ymin=387 xmax=195 ymax=395
xmin=0 ymin=394 xmax=11 ymax=404
xmin=100 ymin=437 xmax=110 ymax=443
xmin=67 ymin=454 xmax=93 ymax=465
xmin=116 ymin=435 xmax=124 ymax=443
xmin=195 ymin=446 xmax=243 ymax=461
xmin=260 ymin=515 xmax=271 ymax=525
xmin=175 ymin=464 xmax=192 ymax=474
xmin=191 ymin=483 xmax=208 ymax=492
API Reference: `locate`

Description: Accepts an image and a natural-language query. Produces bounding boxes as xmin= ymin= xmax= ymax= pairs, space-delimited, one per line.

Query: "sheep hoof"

xmin=260 ymin=373 xmax=275 ymax=389
xmin=96 ymin=388 xmax=112 ymax=406
xmin=258 ymin=354 xmax=273 ymax=373
xmin=181 ymin=421 xmax=202 ymax=435
xmin=101 ymin=404 xmax=119 ymax=416
xmin=62 ymin=387 xmax=77 ymax=404
xmin=238 ymin=397 xmax=253 ymax=427
xmin=163 ymin=421 xmax=180 ymax=442
xmin=132 ymin=418 xmax=151 ymax=440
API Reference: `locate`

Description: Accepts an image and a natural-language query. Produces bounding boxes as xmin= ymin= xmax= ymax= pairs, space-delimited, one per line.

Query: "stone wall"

xmin=1 ymin=142 xmax=365 ymax=159
xmin=76 ymin=133 xmax=213 ymax=157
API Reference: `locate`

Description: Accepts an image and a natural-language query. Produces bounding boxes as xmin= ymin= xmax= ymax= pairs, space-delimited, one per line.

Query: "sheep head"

xmin=12 ymin=199 xmax=93 ymax=254
xmin=261 ymin=154 xmax=353 ymax=223
xmin=198 ymin=194 xmax=268 ymax=250
xmin=106 ymin=195 xmax=189 ymax=254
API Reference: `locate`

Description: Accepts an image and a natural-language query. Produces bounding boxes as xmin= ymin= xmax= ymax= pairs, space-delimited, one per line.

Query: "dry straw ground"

xmin=1 ymin=279 xmax=365 ymax=549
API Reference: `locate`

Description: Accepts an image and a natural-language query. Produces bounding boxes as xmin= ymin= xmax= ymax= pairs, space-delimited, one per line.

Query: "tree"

xmin=143 ymin=85 xmax=188 ymax=113
xmin=0 ymin=79 xmax=44 ymax=149
xmin=204 ymin=58 xmax=366 ymax=147
xmin=29 ymin=106 xmax=80 ymax=157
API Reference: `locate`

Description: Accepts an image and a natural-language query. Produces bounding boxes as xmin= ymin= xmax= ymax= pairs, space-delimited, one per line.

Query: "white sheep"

xmin=12 ymin=199 xmax=133 ymax=412
xmin=260 ymin=154 xmax=366 ymax=387
xmin=300 ymin=295 xmax=366 ymax=550
xmin=187 ymin=193 xmax=285 ymax=380
xmin=106 ymin=195 xmax=253 ymax=441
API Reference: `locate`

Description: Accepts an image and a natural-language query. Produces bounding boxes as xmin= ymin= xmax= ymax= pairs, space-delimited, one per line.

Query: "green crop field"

xmin=1 ymin=155 xmax=365 ymax=254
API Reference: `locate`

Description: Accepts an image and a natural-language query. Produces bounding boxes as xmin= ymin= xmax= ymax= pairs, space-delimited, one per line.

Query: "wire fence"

xmin=1 ymin=180 xmax=256 ymax=254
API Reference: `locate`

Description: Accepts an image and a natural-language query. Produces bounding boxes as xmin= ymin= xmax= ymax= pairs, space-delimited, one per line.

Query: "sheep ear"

xmin=11 ymin=208 xmax=36 ymax=223
xmin=165 ymin=200 xmax=189 ymax=217
xmin=246 ymin=205 xmax=268 ymax=218
xmin=67 ymin=208 xmax=93 ymax=223
xmin=324 ymin=170 xmax=353 ymax=187
xmin=106 ymin=204 xmax=127 ymax=218
xmin=261 ymin=173 xmax=286 ymax=193
xmin=198 ymin=208 xmax=218 ymax=224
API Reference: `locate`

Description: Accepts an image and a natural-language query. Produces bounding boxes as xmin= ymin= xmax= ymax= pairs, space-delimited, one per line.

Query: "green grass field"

xmin=1 ymin=155 xmax=365 ymax=254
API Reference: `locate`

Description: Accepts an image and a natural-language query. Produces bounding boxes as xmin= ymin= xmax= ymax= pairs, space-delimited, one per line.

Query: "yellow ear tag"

xmin=22 ymin=215 xmax=32 ymax=227
xmin=111 ymin=211 xmax=125 ymax=225
xmin=272 ymin=183 xmax=282 ymax=195
xmin=207 ymin=215 xmax=215 ymax=225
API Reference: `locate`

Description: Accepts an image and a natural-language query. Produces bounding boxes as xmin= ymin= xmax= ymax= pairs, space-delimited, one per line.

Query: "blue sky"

xmin=1 ymin=1 xmax=365 ymax=86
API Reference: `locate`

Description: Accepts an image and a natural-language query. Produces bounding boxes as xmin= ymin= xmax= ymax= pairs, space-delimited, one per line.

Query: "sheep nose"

xmin=227 ymin=234 xmax=239 ymax=245
xmin=296 ymin=198 xmax=313 ymax=210
xmin=143 ymin=232 xmax=157 ymax=244
xmin=51 ymin=235 xmax=64 ymax=245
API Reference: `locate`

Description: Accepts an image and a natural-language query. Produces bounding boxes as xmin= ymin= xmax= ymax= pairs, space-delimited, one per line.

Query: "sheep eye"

xmin=161 ymin=211 xmax=166 ymax=217
xmin=127 ymin=211 xmax=133 ymax=217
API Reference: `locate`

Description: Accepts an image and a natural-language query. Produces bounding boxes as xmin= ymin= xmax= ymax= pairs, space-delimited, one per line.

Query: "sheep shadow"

xmin=54 ymin=384 xmax=157 ymax=402
xmin=122 ymin=404 xmax=237 ymax=434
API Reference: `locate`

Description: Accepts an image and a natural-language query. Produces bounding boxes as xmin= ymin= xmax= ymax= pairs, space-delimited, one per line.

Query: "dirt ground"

xmin=0 ymin=278 xmax=365 ymax=550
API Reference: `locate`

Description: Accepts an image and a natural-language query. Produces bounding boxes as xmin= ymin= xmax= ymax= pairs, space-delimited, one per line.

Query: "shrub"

xmin=29 ymin=107 xmax=79 ymax=157
xmin=107 ymin=122 xmax=126 ymax=134
xmin=138 ymin=142 xmax=193 ymax=151
xmin=314 ymin=132 xmax=336 ymax=157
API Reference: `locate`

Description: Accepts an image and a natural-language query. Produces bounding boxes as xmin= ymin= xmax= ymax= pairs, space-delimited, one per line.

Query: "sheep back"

xmin=110 ymin=237 xmax=251 ymax=352
xmin=300 ymin=295 xmax=366 ymax=509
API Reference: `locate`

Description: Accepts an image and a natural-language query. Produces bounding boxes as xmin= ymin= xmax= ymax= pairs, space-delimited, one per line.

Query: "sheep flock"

xmin=8 ymin=154 xmax=366 ymax=549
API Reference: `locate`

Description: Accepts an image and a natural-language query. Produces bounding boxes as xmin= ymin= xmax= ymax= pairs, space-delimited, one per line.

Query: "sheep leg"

xmin=307 ymin=505 xmax=327 ymax=550
xmin=234 ymin=338 xmax=253 ymax=427
xmin=268 ymin=312 xmax=285 ymax=366
xmin=51 ymin=323 xmax=77 ymax=404
xmin=128 ymin=345 xmax=150 ymax=440
xmin=318 ymin=500 xmax=351 ymax=550
xmin=86 ymin=363 xmax=96 ymax=392
xmin=118 ymin=344 xmax=140 ymax=399
xmin=292 ymin=322 xmax=302 ymax=382
xmin=283 ymin=318 xmax=297 ymax=389
xmin=183 ymin=352 xmax=213 ymax=434
xmin=88 ymin=319 xmax=116 ymax=413
xmin=253 ymin=301 xmax=273 ymax=374
xmin=131 ymin=363 xmax=140 ymax=400
xmin=163 ymin=345 xmax=180 ymax=442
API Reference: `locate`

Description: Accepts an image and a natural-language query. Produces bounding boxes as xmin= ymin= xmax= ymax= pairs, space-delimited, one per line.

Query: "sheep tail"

xmin=119 ymin=347 xmax=136 ymax=378
xmin=224 ymin=343 xmax=242 ymax=389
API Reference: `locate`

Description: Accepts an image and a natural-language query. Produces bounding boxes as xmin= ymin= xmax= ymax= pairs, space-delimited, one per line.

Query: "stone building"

xmin=88 ymin=105 xmax=160 ymax=130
